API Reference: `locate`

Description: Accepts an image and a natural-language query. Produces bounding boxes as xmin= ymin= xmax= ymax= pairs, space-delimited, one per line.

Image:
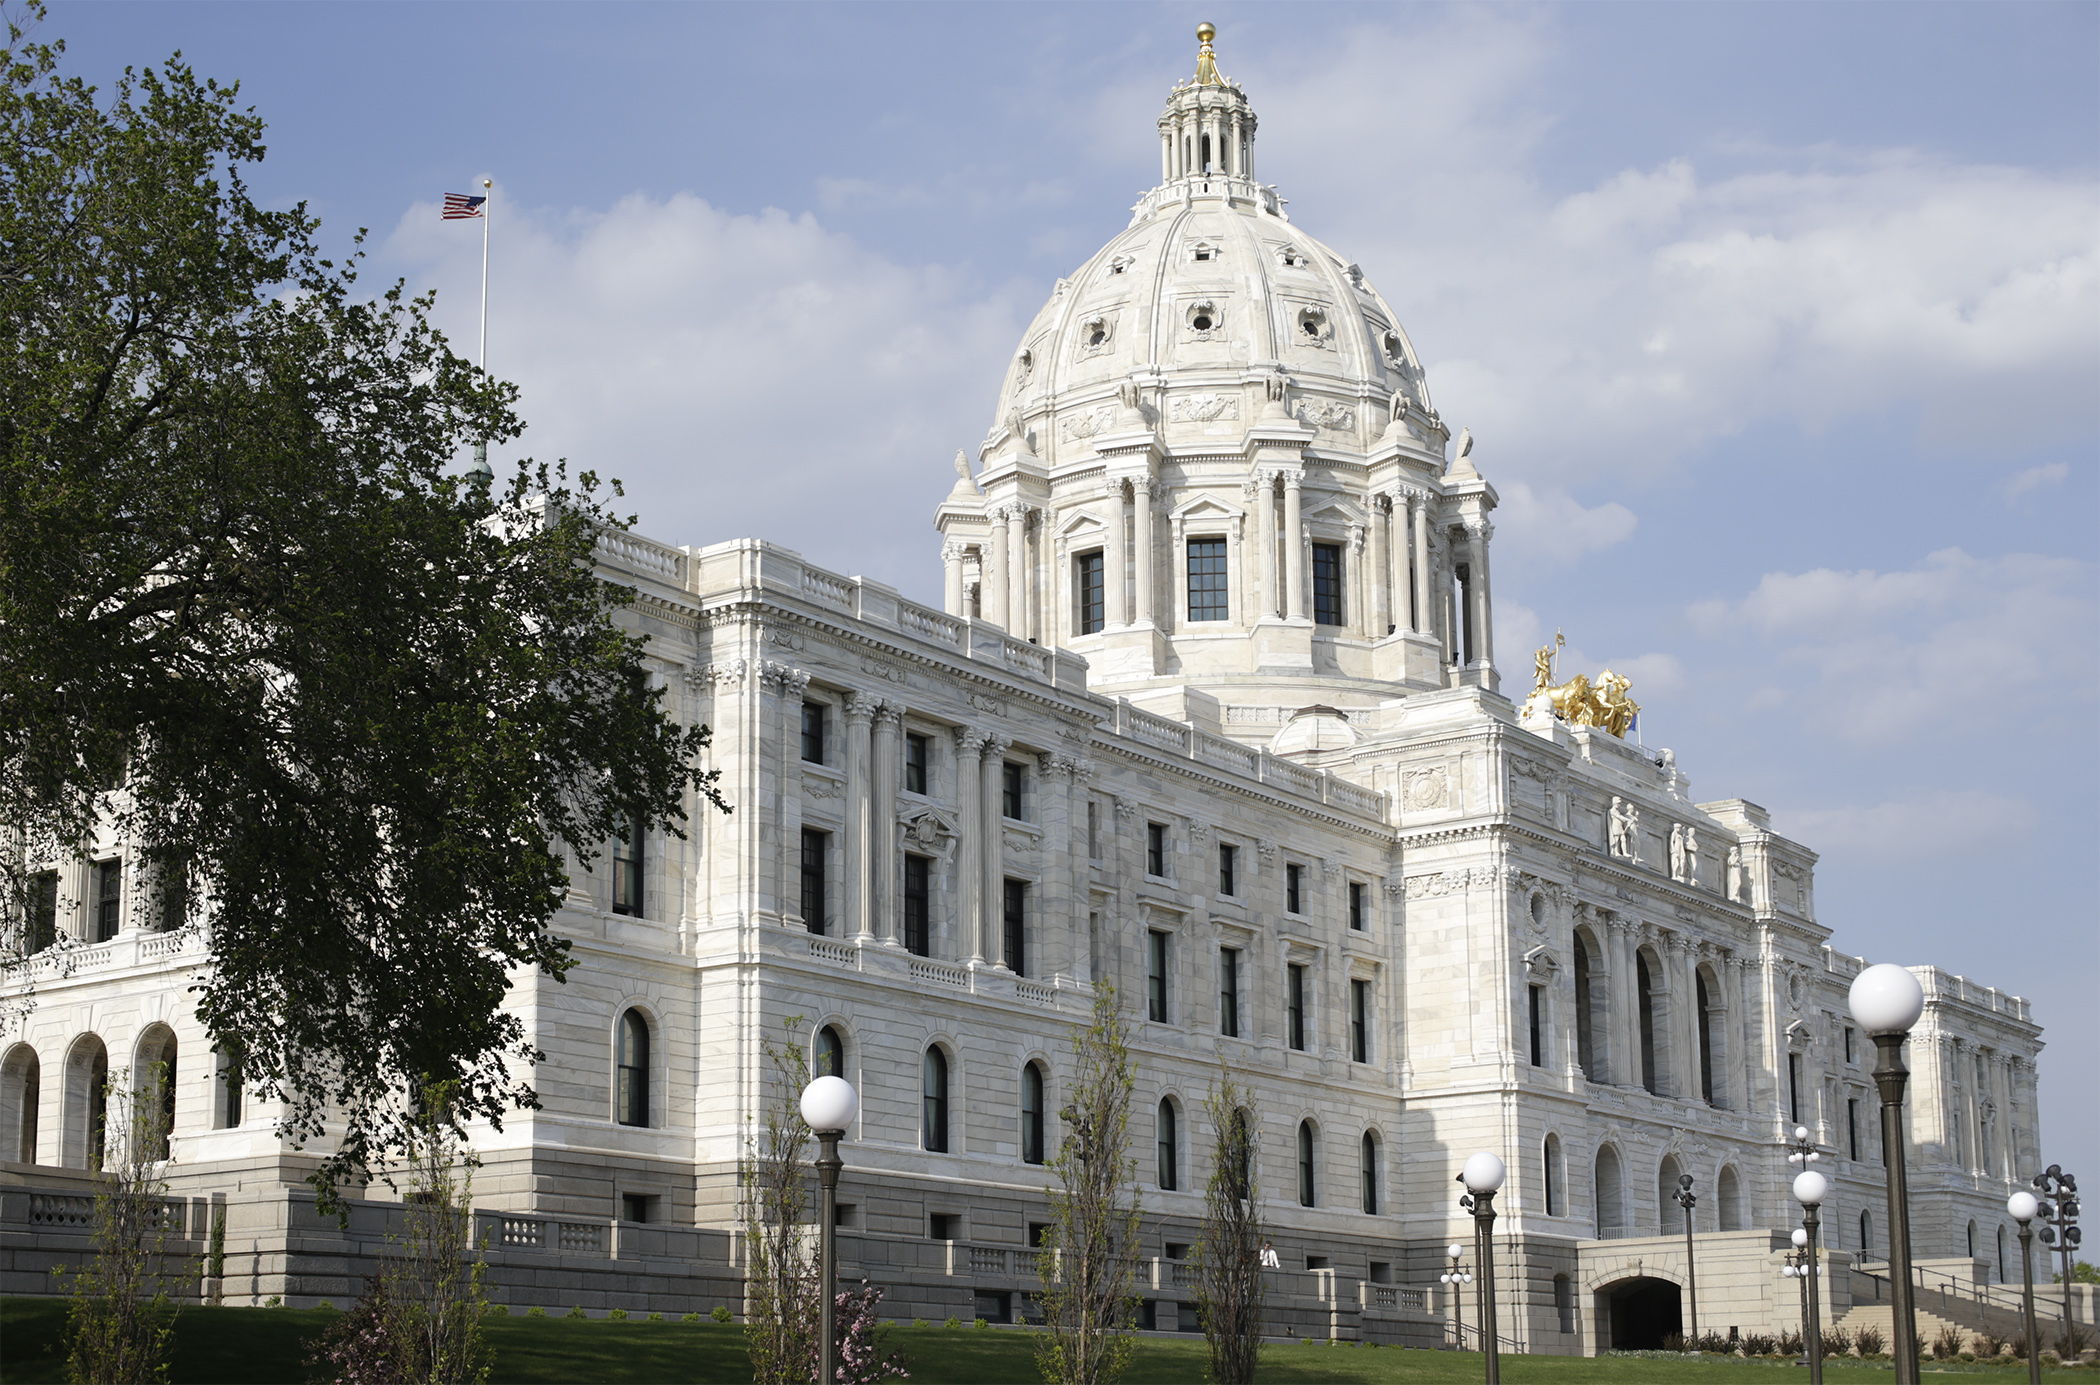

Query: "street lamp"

xmin=1781 ymin=1227 xmax=1814 ymax=1369
xmin=1849 ymin=962 xmax=1925 ymax=1384
xmin=2008 ymin=1190 xmax=2043 ymax=1385
xmin=2032 ymin=1166 xmax=2082 ymax=1359
xmin=1439 ymin=1242 xmax=1473 ymax=1350
xmin=1793 ymin=1169 xmax=1829 ymax=1385
xmin=800 ymin=1074 xmax=859 ymax=1385
xmin=1459 ymin=1153 xmax=1507 ymax=1384
xmin=1674 ymin=1173 xmax=1699 ymax=1344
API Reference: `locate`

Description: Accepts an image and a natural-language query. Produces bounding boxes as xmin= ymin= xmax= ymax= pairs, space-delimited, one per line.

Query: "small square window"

xmin=905 ymin=733 xmax=929 ymax=795
xmin=929 ymin=1213 xmax=957 ymax=1241
xmin=621 ymin=1193 xmax=651 ymax=1224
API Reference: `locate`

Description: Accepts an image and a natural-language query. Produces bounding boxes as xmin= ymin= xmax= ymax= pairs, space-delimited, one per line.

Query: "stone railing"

xmin=595 ymin=530 xmax=686 ymax=585
xmin=1108 ymin=700 xmax=1388 ymax=824
xmin=806 ymin=937 xmax=858 ymax=968
xmin=682 ymin=540 xmax=1088 ymax=696
xmin=5 ymin=928 xmax=204 ymax=985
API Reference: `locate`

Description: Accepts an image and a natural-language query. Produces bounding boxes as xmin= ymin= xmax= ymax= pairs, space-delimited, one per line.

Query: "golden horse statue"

xmin=1522 ymin=633 xmax=1640 ymax=738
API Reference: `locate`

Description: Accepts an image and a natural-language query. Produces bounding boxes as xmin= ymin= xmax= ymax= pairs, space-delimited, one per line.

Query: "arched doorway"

xmin=1604 ymin=1276 xmax=1683 ymax=1350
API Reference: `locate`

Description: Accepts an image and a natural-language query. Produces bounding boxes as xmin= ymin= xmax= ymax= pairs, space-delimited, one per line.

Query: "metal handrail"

xmin=1853 ymin=1252 xmax=2073 ymax=1328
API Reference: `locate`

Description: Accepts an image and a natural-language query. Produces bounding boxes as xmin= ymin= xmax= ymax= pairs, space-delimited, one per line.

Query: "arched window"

xmin=1542 ymin=1134 xmax=1563 ymax=1217
xmin=1297 ymin=1121 xmax=1316 ymax=1207
xmin=922 ymin=1048 xmax=949 ymax=1153
xmin=1595 ymin=1145 xmax=1624 ymax=1237
xmin=1157 ymin=1100 xmax=1178 ymax=1191
xmin=1360 ymin=1132 xmax=1379 ymax=1215
xmin=1717 ymin=1165 xmax=1744 ymax=1231
xmin=616 ymin=1010 xmax=650 ymax=1128
xmin=1859 ymin=1208 xmax=1874 ymax=1257
xmin=1635 ymin=951 xmax=1659 ymax=1094
xmin=1020 ymin=1063 xmax=1045 ymax=1166
xmin=1657 ymin=1155 xmax=1684 ymax=1235
xmin=1573 ymin=933 xmax=1597 ymax=1081
xmin=1967 ymin=1219 xmax=1977 ymax=1260
xmin=215 ymin=1041 xmax=244 ymax=1130
xmin=66 ymin=1037 xmax=110 ymax=1172
xmin=136 ymin=1028 xmax=177 ymax=1161
xmin=1 ymin=1045 xmax=38 ymax=1165
xmin=816 ymin=1026 xmax=846 ymax=1080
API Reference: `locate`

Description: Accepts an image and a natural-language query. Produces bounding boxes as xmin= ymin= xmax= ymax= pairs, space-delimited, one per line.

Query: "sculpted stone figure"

xmin=1609 ymin=796 xmax=1641 ymax=863
xmin=1684 ymin=827 xmax=1701 ymax=889
xmin=1520 ymin=633 xmax=1641 ymax=738
xmin=1726 ymin=846 xmax=1744 ymax=903
xmin=1669 ymin=822 xmax=1687 ymax=881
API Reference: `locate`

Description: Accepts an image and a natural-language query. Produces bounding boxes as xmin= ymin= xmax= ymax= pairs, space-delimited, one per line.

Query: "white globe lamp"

xmin=2008 ymin=1190 xmax=2039 ymax=1222
xmin=1849 ymin=963 xmax=1925 ymax=1035
xmin=1793 ymin=1170 xmax=1829 ymax=1208
xmin=799 ymin=1074 xmax=859 ymax=1134
xmin=1462 ymin=1151 xmax=1507 ymax=1193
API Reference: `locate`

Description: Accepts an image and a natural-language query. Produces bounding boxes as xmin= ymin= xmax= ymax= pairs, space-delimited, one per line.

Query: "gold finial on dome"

xmin=1193 ymin=22 xmax=1225 ymax=85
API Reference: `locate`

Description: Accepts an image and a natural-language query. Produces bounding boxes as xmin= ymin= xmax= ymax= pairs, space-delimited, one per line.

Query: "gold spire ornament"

xmin=1522 ymin=631 xmax=1640 ymax=738
xmin=1192 ymin=22 xmax=1225 ymax=86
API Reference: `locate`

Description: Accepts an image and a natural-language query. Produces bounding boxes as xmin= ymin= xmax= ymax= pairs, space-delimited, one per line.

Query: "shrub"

xmin=566 ymin=1306 xmax=587 ymax=1320
xmin=1661 ymin=1332 xmax=1687 ymax=1352
xmin=681 ymin=1313 xmax=701 ymax=1324
xmin=265 ymin=1295 xmax=283 ymax=1308
xmin=1933 ymin=1325 xmax=1965 ymax=1359
xmin=310 ymin=1278 xmax=402 ymax=1385
xmin=648 ymin=1312 xmax=663 ymax=1322
xmin=1694 ymin=1331 xmax=1731 ymax=1354
xmin=944 ymin=1317 xmax=961 ymax=1330
xmin=1856 ymin=1325 xmax=1886 ymax=1356
xmin=1821 ymin=1327 xmax=1851 ymax=1357
xmin=2058 ymin=1322 xmax=2095 ymax=1357
xmin=1976 ymin=1329 xmax=2010 ymax=1357
xmin=1778 ymin=1328 xmax=1803 ymax=1356
xmin=1958 ymin=1351 xmax=1975 ymax=1362
xmin=2012 ymin=1334 xmax=2029 ymax=1360
xmin=975 ymin=1317 xmax=991 ymax=1329
xmin=608 ymin=1308 xmax=628 ymax=1321
xmin=711 ymin=1305 xmax=733 ymax=1324
xmin=2041 ymin=1349 xmax=2062 ymax=1366
xmin=1743 ymin=1333 xmax=1776 ymax=1357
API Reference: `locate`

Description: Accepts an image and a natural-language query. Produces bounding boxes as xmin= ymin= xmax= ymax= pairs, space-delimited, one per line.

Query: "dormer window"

xmin=1188 ymin=240 xmax=1219 ymax=263
xmin=1194 ymin=248 xmax=1212 ymax=261
xmin=1276 ymin=245 xmax=1307 ymax=268
xmin=1108 ymin=254 xmax=1134 ymax=276
xmin=1185 ymin=300 xmax=1221 ymax=338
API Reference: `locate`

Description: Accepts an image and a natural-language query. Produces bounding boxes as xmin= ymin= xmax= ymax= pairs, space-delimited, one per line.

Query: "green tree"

xmin=1195 ymin=1066 xmax=1264 ymax=1385
xmin=0 ymin=8 xmax=724 ymax=1202
xmin=1035 ymin=981 xmax=1141 ymax=1385
xmin=62 ymin=1062 xmax=177 ymax=1385
xmin=743 ymin=1019 xmax=817 ymax=1385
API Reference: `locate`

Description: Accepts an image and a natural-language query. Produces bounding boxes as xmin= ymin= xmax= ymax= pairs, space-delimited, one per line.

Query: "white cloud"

xmin=1775 ymin=789 xmax=2038 ymax=861
xmin=1492 ymin=481 xmax=1638 ymax=562
xmin=2003 ymin=461 xmax=2070 ymax=502
xmin=1246 ymin=13 xmax=2100 ymax=491
xmin=384 ymin=193 xmax=1025 ymax=600
xmin=1689 ymin=548 xmax=2097 ymax=741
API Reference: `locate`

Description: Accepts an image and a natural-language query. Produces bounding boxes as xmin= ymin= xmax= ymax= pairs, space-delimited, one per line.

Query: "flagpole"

xmin=473 ymin=176 xmax=491 ymax=481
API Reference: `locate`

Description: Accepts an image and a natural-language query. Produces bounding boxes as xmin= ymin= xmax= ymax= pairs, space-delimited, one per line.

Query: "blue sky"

xmin=52 ymin=3 xmax=2099 ymax=1177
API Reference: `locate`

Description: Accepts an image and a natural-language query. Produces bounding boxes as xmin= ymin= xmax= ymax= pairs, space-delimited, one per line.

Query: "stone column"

xmin=870 ymin=701 xmax=901 ymax=943
xmin=1104 ymin=481 xmax=1129 ymax=627
xmin=1160 ymin=128 xmax=1171 ymax=183
xmin=942 ymin=540 xmax=966 ymax=618
xmin=1410 ymin=490 xmax=1431 ymax=637
xmin=1348 ymin=524 xmax=1367 ymax=635
xmin=1282 ymin=469 xmax=1306 ymax=620
xmin=1041 ymin=753 xmax=1085 ymax=982
xmin=1466 ymin=519 xmax=1496 ymax=675
xmin=765 ymin=664 xmax=812 ymax=926
xmin=1007 ymin=504 xmax=1031 ymax=635
xmin=1132 ymin=478 xmax=1157 ymax=626
xmin=979 ymin=734 xmax=1011 ymax=964
xmin=955 ymin=728 xmax=987 ymax=962
xmin=1612 ymin=917 xmax=1643 ymax=1089
xmin=1247 ymin=476 xmax=1275 ymax=619
xmin=987 ymin=510 xmax=1010 ymax=631
xmin=1368 ymin=499 xmax=1389 ymax=636
xmin=843 ymin=692 xmax=875 ymax=940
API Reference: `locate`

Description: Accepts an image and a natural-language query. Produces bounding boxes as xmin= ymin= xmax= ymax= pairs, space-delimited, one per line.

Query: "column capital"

xmin=760 ymin=662 xmax=812 ymax=697
xmin=1041 ymin=751 xmax=1092 ymax=781
xmin=941 ymin=539 xmax=969 ymax=563
xmin=1464 ymin=517 xmax=1494 ymax=542
xmin=1130 ymin=475 xmax=1158 ymax=496
xmin=693 ymin=659 xmax=749 ymax=690
xmin=871 ymin=699 xmax=904 ymax=728
xmin=1278 ymin=466 xmax=1306 ymax=489
xmin=1102 ymin=476 xmax=1128 ymax=500
xmin=955 ymin=725 xmax=989 ymax=756
xmin=843 ymin=690 xmax=879 ymax=725
xmin=980 ymin=732 xmax=1013 ymax=759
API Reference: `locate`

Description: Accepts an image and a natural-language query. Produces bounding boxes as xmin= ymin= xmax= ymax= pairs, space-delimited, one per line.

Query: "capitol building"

xmin=1 ymin=27 xmax=2050 ymax=1354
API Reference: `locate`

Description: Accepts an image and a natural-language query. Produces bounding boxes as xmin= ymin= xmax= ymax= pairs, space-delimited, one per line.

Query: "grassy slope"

xmin=2 ymin=1299 xmax=2042 ymax=1383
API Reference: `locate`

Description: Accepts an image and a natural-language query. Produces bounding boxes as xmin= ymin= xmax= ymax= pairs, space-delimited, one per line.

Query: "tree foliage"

xmin=1195 ymin=1066 xmax=1264 ymax=1385
xmin=0 ymin=7 xmax=724 ymax=1201
xmin=1035 ymin=981 xmax=1141 ymax=1385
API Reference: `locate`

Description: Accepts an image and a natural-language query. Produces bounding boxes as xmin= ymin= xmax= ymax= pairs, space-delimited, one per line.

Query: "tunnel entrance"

xmin=1605 ymin=1277 xmax=1683 ymax=1349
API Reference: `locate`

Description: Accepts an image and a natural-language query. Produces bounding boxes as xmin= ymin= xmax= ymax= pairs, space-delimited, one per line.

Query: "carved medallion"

xmin=1401 ymin=766 xmax=1449 ymax=811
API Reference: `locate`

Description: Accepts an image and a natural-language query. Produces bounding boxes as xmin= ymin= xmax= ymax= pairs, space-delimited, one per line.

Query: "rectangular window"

xmin=800 ymin=828 xmax=829 ymax=935
xmin=904 ymin=732 xmax=929 ymax=795
xmin=1350 ymin=979 xmax=1369 ymax=1064
xmin=1075 ymin=550 xmax=1105 ymax=635
xmin=1788 ymin=1053 xmax=1803 ymax=1124
xmin=1843 ymin=1026 xmax=1856 ymax=1065
xmin=1287 ymin=964 xmax=1307 ymax=1051
xmin=1285 ymin=862 xmax=1304 ymax=914
xmin=1003 ymin=878 xmax=1027 ymax=976
xmin=1528 ymin=985 xmax=1544 ymax=1067
xmin=903 ymin=854 xmax=932 ymax=956
xmin=1146 ymin=822 xmax=1168 ymax=877
xmin=1219 ymin=948 xmax=1241 ymax=1038
xmin=1147 ymin=931 xmax=1169 ymax=1023
xmin=612 ymin=815 xmax=644 ymax=918
xmin=1311 ymin=542 xmax=1344 ymax=626
xmin=1847 ymin=1098 xmax=1860 ymax=1161
xmin=1187 ymin=538 xmax=1228 ymax=622
xmin=154 ymin=857 xmax=188 ymax=933
xmin=1348 ymin=881 xmax=1367 ymax=931
xmin=92 ymin=859 xmax=121 ymax=943
xmin=1087 ymin=801 xmax=1100 ymax=860
xmin=621 ymin=1193 xmax=651 ymax=1224
xmin=801 ymin=701 xmax=826 ymax=764
xmin=218 ymin=1044 xmax=244 ymax=1129
xmin=1218 ymin=843 xmax=1237 ymax=896
xmin=1003 ymin=761 xmax=1027 ymax=820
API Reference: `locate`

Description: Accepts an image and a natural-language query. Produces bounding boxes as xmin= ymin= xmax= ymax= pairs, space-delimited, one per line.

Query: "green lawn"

xmin=0 ymin=1299 xmax=2056 ymax=1383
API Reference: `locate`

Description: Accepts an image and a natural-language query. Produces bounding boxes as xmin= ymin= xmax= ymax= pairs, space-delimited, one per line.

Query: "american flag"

xmin=442 ymin=193 xmax=486 ymax=220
